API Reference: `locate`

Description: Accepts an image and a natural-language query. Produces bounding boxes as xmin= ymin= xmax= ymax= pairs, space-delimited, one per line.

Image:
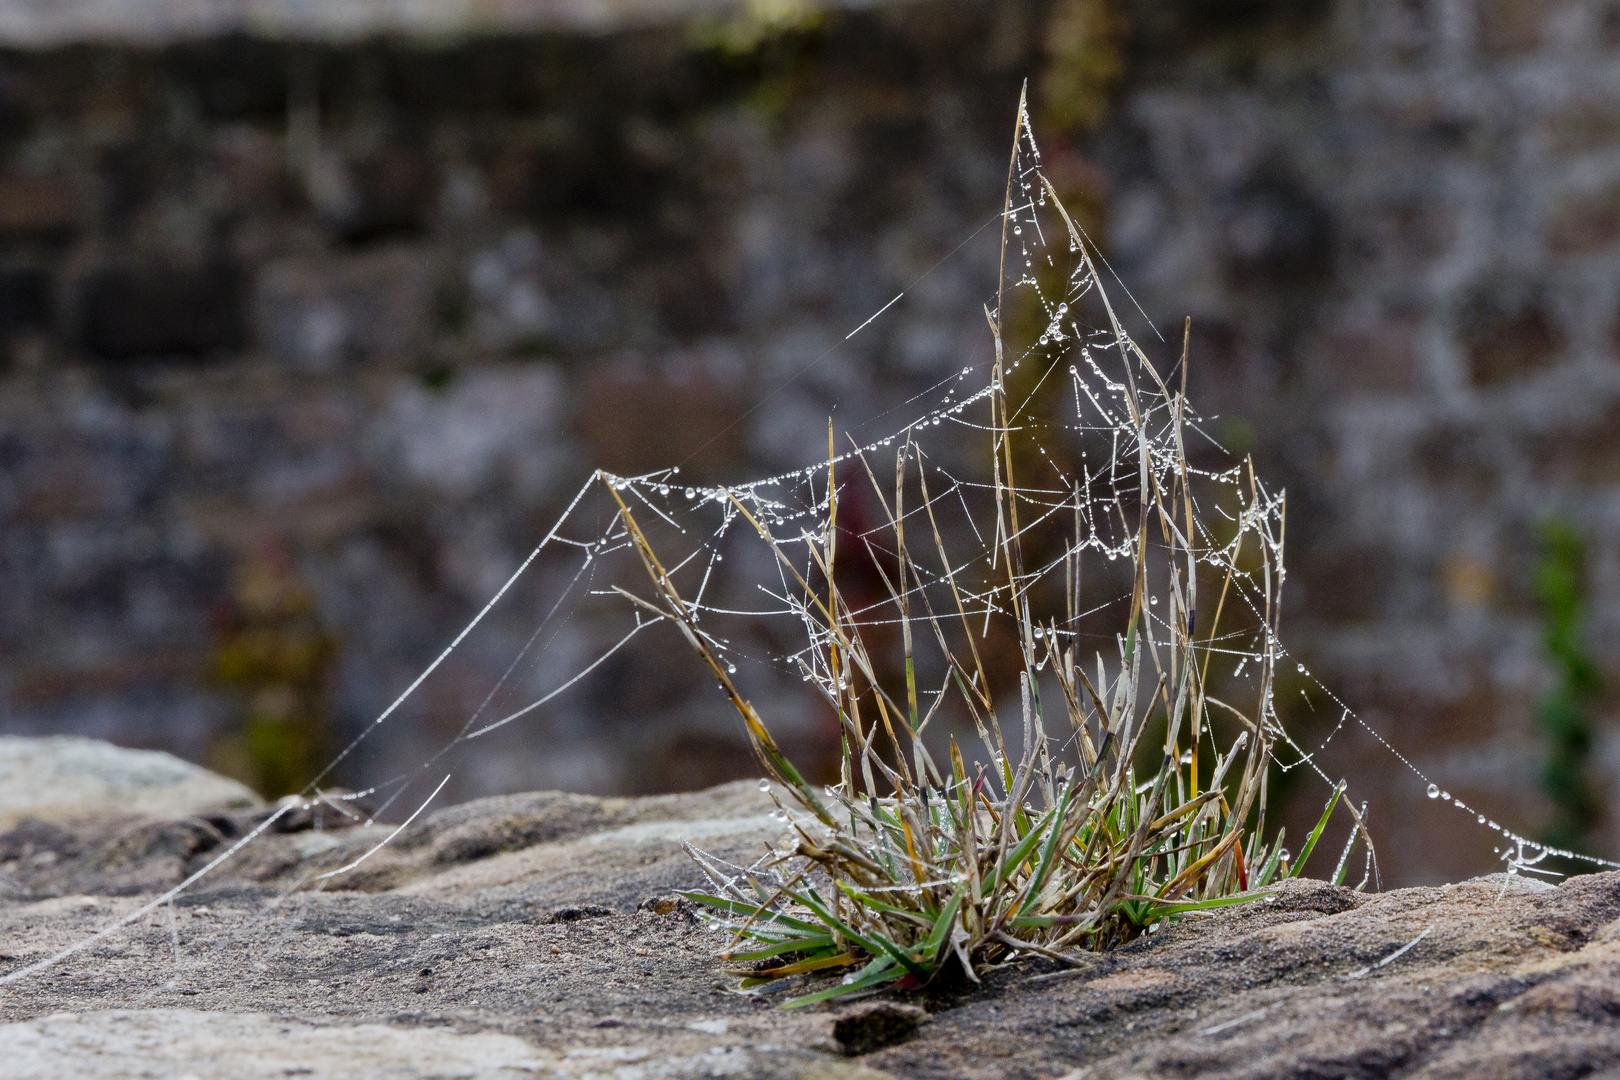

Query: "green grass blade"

xmin=781 ymin=956 xmax=902 ymax=1009
xmin=922 ymin=886 xmax=965 ymax=960
xmin=1138 ymin=890 xmax=1274 ymax=920
xmin=725 ymin=936 xmax=839 ymax=962
xmin=680 ymin=892 xmax=825 ymax=935
xmin=837 ymin=881 xmax=937 ymax=921
xmin=791 ymin=886 xmax=930 ymax=979
xmin=1253 ymin=828 xmax=1286 ymax=888
xmin=986 ymin=804 xmax=1059 ymax=892
xmin=1290 ymin=782 xmax=1344 ymax=878
xmin=1019 ymin=778 xmax=1078 ymax=912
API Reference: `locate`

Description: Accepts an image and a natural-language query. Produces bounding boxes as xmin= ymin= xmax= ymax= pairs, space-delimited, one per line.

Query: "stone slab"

xmin=1 ymin=738 xmax=1618 ymax=1079
xmin=0 ymin=0 xmax=915 ymax=47
xmin=0 ymin=736 xmax=261 ymax=829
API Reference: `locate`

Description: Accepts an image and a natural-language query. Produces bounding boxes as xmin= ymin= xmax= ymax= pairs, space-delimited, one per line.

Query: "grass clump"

xmin=607 ymin=94 xmax=1368 ymax=1007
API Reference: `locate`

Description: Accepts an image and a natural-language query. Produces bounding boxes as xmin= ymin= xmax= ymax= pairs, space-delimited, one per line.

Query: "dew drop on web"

xmin=758 ymin=779 xmax=771 ymax=792
xmin=1427 ymin=783 xmax=1439 ymax=799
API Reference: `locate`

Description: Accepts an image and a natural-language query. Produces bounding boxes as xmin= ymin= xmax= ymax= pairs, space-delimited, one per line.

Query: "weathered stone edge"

xmin=0 ymin=0 xmax=920 ymax=48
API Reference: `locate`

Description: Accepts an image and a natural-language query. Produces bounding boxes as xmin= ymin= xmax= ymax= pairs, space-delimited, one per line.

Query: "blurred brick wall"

xmin=0 ymin=5 xmax=1032 ymax=809
xmin=1102 ymin=0 xmax=1620 ymax=882
xmin=0 ymin=0 xmax=1616 ymax=883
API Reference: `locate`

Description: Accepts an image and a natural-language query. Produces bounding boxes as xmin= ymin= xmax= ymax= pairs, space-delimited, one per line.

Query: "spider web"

xmin=5 ymin=93 xmax=1614 ymax=992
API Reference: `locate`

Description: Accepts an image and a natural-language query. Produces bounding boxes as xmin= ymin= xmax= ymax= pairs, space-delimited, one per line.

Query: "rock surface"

xmin=0 ymin=736 xmax=261 ymax=827
xmin=2 ymin=738 xmax=1619 ymax=1079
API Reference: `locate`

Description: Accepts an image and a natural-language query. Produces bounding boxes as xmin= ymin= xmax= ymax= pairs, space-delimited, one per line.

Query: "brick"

xmin=1457 ymin=283 xmax=1564 ymax=385
xmin=1532 ymin=401 xmax=1620 ymax=484
xmin=1413 ymin=422 xmax=1501 ymax=499
xmin=1309 ymin=323 xmax=1418 ymax=393
xmin=1297 ymin=543 xmax=1401 ymax=621
xmin=1549 ymin=184 xmax=1620 ymax=256
xmin=1367 ymin=0 xmax=1437 ymax=62
xmin=255 ymin=248 xmax=433 ymax=368
xmin=1548 ymin=104 xmax=1620 ymax=154
xmin=1476 ymin=0 xmax=1551 ymax=55
xmin=1350 ymin=199 xmax=1455 ymax=272
xmin=1221 ymin=173 xmax=1333 ymax=285
xmin=79 ymin=261 xmax=246 ymax=362
xmin=0 ymin=174 xmax=77 ymax=237
xmin=0 ymin=266 xmax=51 ymax=334
xmin=577 ymin=369 xmax=744 ymax=483
xmin=1439 ymin=551 xmax=1496 ymax=612
xmin=323 ymin=141 xmax=437 ymax=244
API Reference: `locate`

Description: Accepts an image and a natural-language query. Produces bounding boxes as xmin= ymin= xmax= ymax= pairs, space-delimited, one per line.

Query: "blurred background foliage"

xmin=209 ymin=544 xmax=337 ymax=798
xmin=1536 ymin=517 xmax=1604 ymax=863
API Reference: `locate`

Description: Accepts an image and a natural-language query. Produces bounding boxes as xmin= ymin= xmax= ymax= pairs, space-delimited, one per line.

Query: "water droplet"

xmin=1150 ymin=596 xmax=1158 ymax=605
xmin=1440 ymin=791 xmax=1451 ymax=802
xmin=1507 ymin=865 xmax=1519 ymax=876
xmin=1296 ymin=663 xmax=1306 ymax=674
xmin=1477 ymin=814 xmax=1487 ymax=824
xmin=1057 ymin=303 xmax=1069 ymax=315
xmin=727 ymin=663 xmax=737 ymax=674
xmin=685 ymin=488 xmax=696 ymax=498
xmin=1014 ymin=227 xmax=1022 ymax=235
xmin=1040 ymin=335 xmax=1049 ymax=345
xmin=1278 ymin=848 xmax=1290 ymax=862
xmin=1427 ymin=784 xmax=1440 ymax=799
xmin=758 ymin=779 xmax=771 ymax=792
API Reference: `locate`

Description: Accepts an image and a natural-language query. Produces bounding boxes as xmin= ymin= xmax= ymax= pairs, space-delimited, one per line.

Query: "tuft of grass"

xmin=607 ymin=92 xmax=1366 ymax=1006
